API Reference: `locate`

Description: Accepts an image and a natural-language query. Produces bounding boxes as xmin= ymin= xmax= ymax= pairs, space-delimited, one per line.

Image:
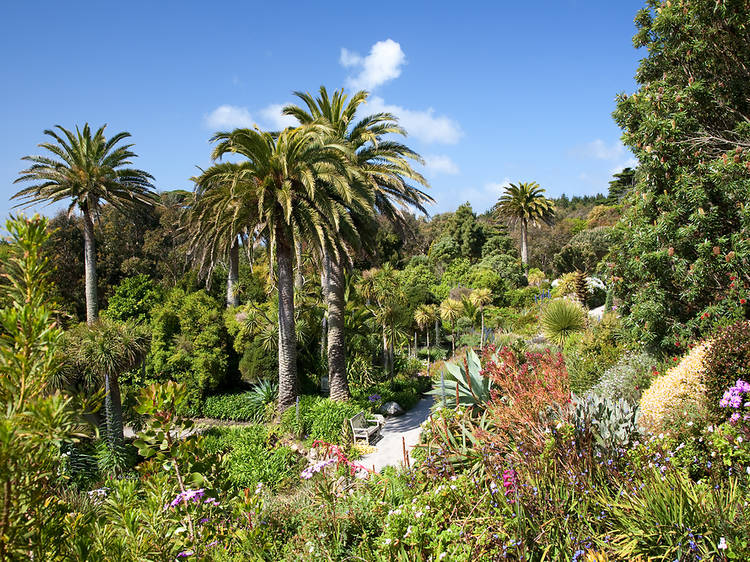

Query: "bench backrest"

xmin=350 ymin=412 xmax=367 ymax=430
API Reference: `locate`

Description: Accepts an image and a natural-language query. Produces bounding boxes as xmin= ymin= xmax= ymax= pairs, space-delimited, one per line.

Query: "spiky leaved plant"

xmin=429 ymin=349 xmax=493 ymax=409
xmin=541 ymin=299 xmax=586 ymax=347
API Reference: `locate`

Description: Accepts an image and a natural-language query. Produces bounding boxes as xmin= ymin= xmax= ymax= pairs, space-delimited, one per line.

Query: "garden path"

xmin=359 ymin=395 xmax=434 ymax=473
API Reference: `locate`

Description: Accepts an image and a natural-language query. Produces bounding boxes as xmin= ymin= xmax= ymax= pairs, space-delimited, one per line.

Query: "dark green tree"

xmin=609 ymin=0 xmax=750 ymax=350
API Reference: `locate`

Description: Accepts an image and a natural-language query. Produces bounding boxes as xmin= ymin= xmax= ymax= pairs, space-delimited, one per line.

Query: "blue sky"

xmin=0 ymin=1 xmax=644 ymax=218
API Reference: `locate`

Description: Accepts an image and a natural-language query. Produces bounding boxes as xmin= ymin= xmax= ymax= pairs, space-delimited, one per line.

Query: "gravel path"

xmin=359 ymin=395 xmax=434 ymax=473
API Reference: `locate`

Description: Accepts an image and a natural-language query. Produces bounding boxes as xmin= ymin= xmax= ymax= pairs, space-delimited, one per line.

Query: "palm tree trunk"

xmin=520 ymin=217 xmax=529 ymax=268
xmin=294 ymin=240 xmax=304 ymax=289
xmin=382 ymin=323 xmax=390 ymax=374
xmin=327 ymin=257 xmax=349 ymax=401
xmin=226 ymin=238 xmax=240 ymax=308
xmin=276 ymin=235 xmax=298 ymax=412
xmin=435 ymin=318 xmax=440 ymax=348
xmin=389 ymin=322 xmax=395 ymax=379
xmin=320 ymin=249 xmax=329 ymax=362
xmin=104 ymin=372 xmax=124 ymax=447
xmin=426 ymin=330 xmax=431 ymax=372
xmin=82 ymin=205 xmax=99 ymax=325
xmin=452 ymin=328 xmax=456 ymax=357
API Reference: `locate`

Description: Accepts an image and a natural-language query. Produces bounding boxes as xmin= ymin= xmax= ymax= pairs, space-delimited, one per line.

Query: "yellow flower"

xmin=639 ymin=342 xmax=709 ymax=434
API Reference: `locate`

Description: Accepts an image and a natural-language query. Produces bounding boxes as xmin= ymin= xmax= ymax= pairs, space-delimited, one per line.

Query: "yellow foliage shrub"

xmin=638 ymin=342 xmax=709 ymax=434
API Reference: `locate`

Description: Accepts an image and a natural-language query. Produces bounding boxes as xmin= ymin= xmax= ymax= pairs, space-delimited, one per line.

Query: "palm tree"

xmin=284 ymin=86 xmax=431 ymax=400
xmin=414 ymin=304 xmax=437 ymax=371
xmin=13 ymin=124 xmax=156 ymax=324
xmin=359 ymin=264 xmax=405 ymax=379
xmin=59 ymin=319 xmax=150 ymax=451
xmin=469 ymin=288 xmax=492 ymax=350
xmin=440 ymin=298 xmax=464 ymax=357
xmin=207 ymin=125 xmax=360 ymax=411
xmin=493 ymin=181 xmax=555 ymax=268
xmin=185 ymin=162 xmax=260 ymax=308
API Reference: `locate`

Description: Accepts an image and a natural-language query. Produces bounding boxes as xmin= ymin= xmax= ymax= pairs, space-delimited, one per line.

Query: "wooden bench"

xmin=349 ymin=411 xmax=384 ymax=444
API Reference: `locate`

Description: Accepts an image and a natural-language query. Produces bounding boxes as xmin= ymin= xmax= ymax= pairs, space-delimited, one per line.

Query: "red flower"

xmin=675 ymin=341 xmax=680 ymax=347
xmin=741 ymin=298 xmax=747 ymax=304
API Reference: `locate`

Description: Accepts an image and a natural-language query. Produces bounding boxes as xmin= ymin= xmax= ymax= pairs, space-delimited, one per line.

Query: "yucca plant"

xmin=429 ymin=349 xmax=493 ymax=409
xmin=248 ymin=379 xmax=278 ymax=421
xmin=541 ymin=298 xmax=586 ymax=347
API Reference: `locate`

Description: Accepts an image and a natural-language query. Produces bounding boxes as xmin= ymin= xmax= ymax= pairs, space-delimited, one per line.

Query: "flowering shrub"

xmin=638 ymin=342 xmax=710 ymax=435
xmin=590 ymin=351 xmax=660 ymax=404
xmin=483 ymin=346 xmax=570 ymax=438
xmin=703 ymin=320 xmax=750 ymax=421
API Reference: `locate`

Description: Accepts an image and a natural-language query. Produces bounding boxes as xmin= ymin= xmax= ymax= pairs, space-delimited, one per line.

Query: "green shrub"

xmin=197 ymin=425 xmax=300 ymax=490
xmin=226 ymin=443 xmax=299 ymax=490
xmin=280 ymin=395 xmax=324 ymax=437
xmin=541 ymin=298 xmax=586 ymax=347
xmin=308 ymin=399 xmax=361 ymax=443
xmin=199 ymin=424 xmax=268 ymax=454
xmin=280 ymin=395 xmax=359 ymax=444
xmin=563 ymin=312 xmax=624 ymax=394
xmin=704 ymin=320 xmax=750 ymax=422
xmin=202 ymin=392 xmax=260 ymax=421
xmin=105 ymin=274 xmax=161 ymax=323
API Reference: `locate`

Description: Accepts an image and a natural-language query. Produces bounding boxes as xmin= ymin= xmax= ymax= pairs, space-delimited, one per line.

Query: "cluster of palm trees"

xmin=13 ymin=87 xmax=432 ymax=414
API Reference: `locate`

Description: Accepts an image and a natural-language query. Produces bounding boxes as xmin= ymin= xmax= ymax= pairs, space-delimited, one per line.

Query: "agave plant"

xmin=429 ymin=349 xmax=493 ymax=409
xmin=541 ymin=298 xmax=586 ymax=347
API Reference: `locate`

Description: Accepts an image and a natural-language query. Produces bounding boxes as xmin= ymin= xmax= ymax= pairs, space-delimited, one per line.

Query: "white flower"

xmin=738 ymin=436 xmax=744 ymax=443
xmin=404 ymin=525 xmax=413 ymax=537
xmin=718 ymin=537 xmax=728 ymax=550
xmin=384 ymin=538 xmax=392 ymax=546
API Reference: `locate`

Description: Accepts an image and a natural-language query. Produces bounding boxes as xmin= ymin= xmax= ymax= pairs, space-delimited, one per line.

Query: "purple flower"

xmin=301 ymin=458 xmax=336 ymax=479
xmin=368 ymin=394 xmax=382 ymax=403
xmin=177 ymin=550 xmax=194 ymax=558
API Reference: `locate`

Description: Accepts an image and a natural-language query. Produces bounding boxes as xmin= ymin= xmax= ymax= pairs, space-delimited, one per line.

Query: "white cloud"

xmin=341 ymin=39 xmax=406 ymax=90
xmin=610 ymin=157 xmax=638 ymax=176
xmin=204 ymin=105 xmax=255 ymax=129
xmin=258 ymin=103 xmax=298 ymax=130
xmin=571 ymin=139 xmax=625 ymax=160
xmin=437 ymin=178 xmax=510 ymax=214
xmin=367 ymin=96 xmax=463 ymax=144
xmin=424 ymin=154 xmax=459 ymax=175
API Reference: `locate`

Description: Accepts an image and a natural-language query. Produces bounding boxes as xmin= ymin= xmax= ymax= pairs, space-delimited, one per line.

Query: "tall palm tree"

xmin=13 ymin=124 xmax=156 ymax=324
xmin=493 ymin=181 xmax=555 ymax=268
xmin=185 ymin=162 xmax=260 ymax=308
xmin=284 ymin=86 xmax=431 ymax=400
xmin=207 ymin=125 xmax=362 ymax=411
xmin=469 ymin=288 xmax=492 ymax=350
xmin=414 ymin=304 xmax=437 ymax=371
xmin=440 ymin=298 xmax=464 ymax=357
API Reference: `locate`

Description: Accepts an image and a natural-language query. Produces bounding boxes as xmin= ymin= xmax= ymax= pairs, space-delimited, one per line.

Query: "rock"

xmin=379 ymin=401 xmax=405 ymax=416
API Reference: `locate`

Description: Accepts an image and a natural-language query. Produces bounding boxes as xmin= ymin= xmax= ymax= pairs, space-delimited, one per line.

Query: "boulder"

xmin=379 ymin=401 xmax=405 ymax=416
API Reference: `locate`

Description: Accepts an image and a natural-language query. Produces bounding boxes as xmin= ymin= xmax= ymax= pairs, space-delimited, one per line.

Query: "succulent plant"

xmin=430 ymin=349 xmax=493 ymax=409
xmin=573 ymin=392 xmax=640 ymax=454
